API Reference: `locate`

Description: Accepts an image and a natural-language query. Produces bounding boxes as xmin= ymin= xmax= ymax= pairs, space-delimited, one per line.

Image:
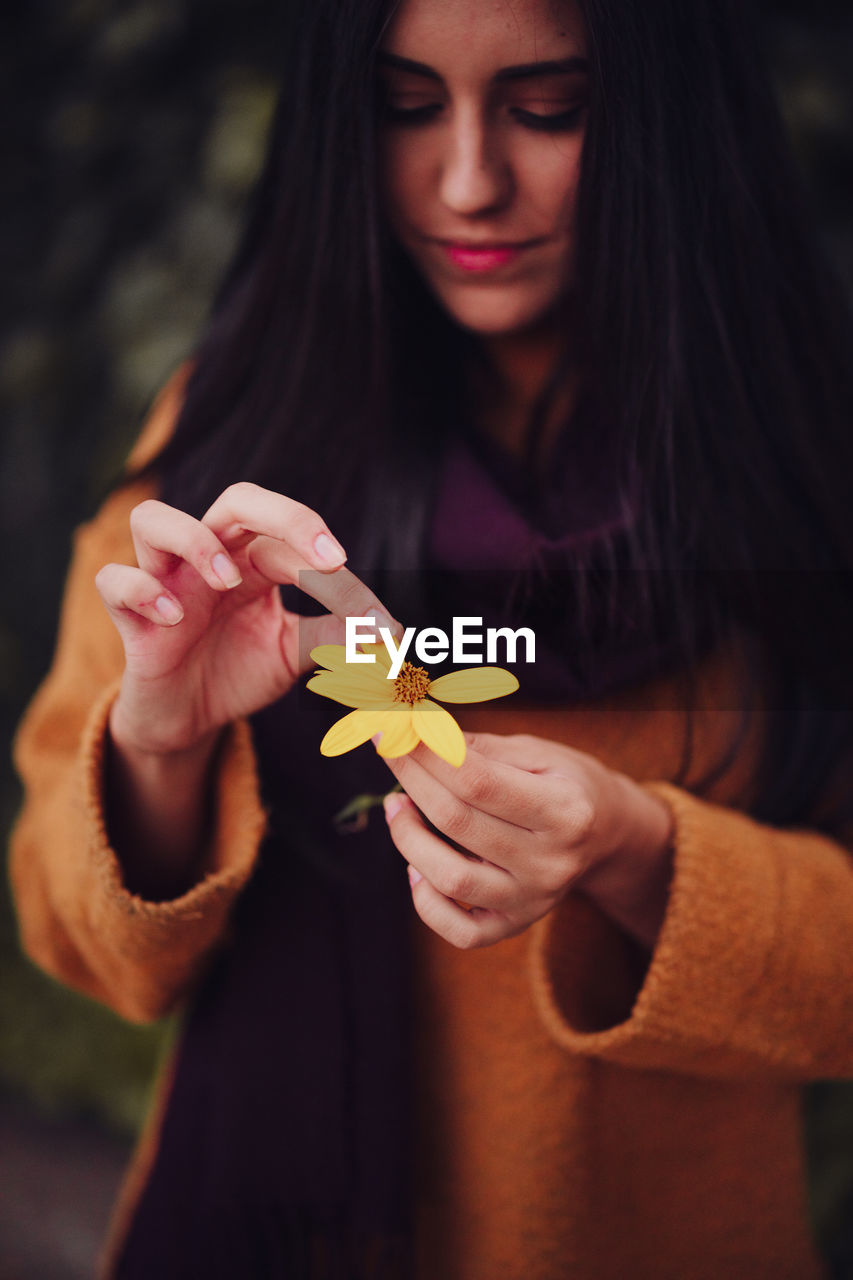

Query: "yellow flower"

xmin=307 ymin=643 xmax=519 ymax=767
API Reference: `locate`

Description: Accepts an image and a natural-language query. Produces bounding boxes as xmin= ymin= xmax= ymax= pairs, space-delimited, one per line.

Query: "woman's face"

xmin=379 ymin=0 xmax=589 ymax=338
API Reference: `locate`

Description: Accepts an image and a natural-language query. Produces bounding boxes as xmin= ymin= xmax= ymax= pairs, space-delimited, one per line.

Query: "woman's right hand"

xmin=96 ymin=481 xmax=397 ymax=759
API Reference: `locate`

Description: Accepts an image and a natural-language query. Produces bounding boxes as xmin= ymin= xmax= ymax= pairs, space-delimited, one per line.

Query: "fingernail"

xmin=155 ymin=595 xmax=183 ymax=624
xmin=408 ymin=865 xmax=423 ymax=887
xmin=367 ymin=606 xmax=398 ymax=634
xmin=384 ymin=793 xmax=406 ymax=821
xmin=314 ymin=532 xmax=347 ymax=567
xmin=212 ymin=553 xmax=242 ymax=588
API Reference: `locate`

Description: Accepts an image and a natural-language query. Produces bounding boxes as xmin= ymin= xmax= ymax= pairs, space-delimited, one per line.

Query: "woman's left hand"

xmin=380 ymin=732 xmax=675 ymax=952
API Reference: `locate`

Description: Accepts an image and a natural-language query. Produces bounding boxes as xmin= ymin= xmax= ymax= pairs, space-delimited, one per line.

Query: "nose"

xmin=439 ymin=109 xmax=511 ymax=216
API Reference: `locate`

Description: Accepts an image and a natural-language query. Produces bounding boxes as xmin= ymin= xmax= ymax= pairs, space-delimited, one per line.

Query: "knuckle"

xmin=564 ymin=794 xmax=596 ymax=844
xmin=216 ymin=480 xmax=261 ymax=514
xmin=129 ymin=498 xmax=160 ymax=530
xmin=334 ymin=576 xmax=371 ymax=616
xmin=436 ymin=799 xmax=473 ymax=843
xmin=538 ymin=859 xmax=576 ymax=898
xmin=461 ymin=764 xmax=497 ymax=808
xmin=445 ymin=917 xmax=480 ymax=951
xmin=439 ymin=864 xmax=477 ymax=904
xmin=94 ymin=564 xmax=115 ymax=595
xmin=544 ymin=779 xmax=595 ymax=841
xmin=491 ymin=881 xmax=520 ymax=913
xmin=95 ymin=561 xmax=131 ymax=595
xmin=223 ymin=480 xmax=255 ymax=502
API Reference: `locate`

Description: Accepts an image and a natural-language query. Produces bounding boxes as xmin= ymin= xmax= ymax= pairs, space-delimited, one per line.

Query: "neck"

xmin=475 ymin=321 xmax=575 ymax=461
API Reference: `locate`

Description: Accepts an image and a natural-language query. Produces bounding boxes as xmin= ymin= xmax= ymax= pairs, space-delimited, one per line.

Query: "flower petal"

xmin=309 ymin=644 xmax=350 ymax=672
xmin=358 ymin=642 xmax=393 ymax=672
xmin=372 ymin=708 xmax=420 ymax=758
xmin=320 ymin=709 xmax=387 ymax=756
xmin=428 ymin=667 xmax=519 ymax=704
xmin=412 ymin=699 xmax=467 ymax=767
xmin=309 ymin=641 xmax=393 ymax=673
xmin=307 ymin=671 xmax=396 ymax=709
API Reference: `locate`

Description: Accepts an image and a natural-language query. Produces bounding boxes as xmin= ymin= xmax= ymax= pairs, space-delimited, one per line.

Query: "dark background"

xmin=1 ymin=1 xmax=852 ymax=1275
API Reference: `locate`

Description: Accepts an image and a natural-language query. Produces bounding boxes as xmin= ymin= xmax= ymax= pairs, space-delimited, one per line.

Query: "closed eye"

xmin=510 ymin=104 xmax=587 ymax=133
xmin=382 ymin=100 xmax=444 ymax=126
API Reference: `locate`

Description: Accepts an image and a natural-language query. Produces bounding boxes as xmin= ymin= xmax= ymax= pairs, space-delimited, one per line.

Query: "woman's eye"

xmin=381 ymin=96 xmax=444 ymax=126
xmin=510 ymin=103 xmax=587 ymax=133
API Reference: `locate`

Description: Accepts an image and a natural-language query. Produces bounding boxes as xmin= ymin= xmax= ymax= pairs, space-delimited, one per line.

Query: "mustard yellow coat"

xmin=11 ymin=373 xmax=853 ymax=1278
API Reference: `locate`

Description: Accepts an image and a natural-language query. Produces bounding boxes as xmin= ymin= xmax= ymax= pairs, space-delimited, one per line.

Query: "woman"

xmin=11 ymin=0 xmax=853 ymax=1275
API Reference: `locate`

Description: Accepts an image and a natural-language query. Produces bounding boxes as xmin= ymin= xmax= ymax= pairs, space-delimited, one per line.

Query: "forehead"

xmin=382 ymin=0 xmax=586 ymax=70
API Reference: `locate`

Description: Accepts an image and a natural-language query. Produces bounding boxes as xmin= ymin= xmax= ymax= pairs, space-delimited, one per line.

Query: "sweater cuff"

xmin=80 ymin=683 xmax=267 ymax=917
xmin=528 ymin=782 xmax=782 ymax=1078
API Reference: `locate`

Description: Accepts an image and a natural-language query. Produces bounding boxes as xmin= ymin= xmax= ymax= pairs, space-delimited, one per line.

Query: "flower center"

xmin=393 ymin=662 xmax=432 ymax=705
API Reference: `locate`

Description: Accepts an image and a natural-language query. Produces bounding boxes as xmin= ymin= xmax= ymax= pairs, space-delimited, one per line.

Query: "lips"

xmin=446 ymin=244 xmax=519 ymax=271
xmin=434 ymin=238 xmax=542 ymax=273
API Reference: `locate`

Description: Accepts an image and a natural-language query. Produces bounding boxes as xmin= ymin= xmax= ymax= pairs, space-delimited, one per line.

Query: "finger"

xmin=203 ymin=484 xmax=402 ymax=634
xmin=380 ymin=751 xmax=529 ymax=870
xmin=129 ymin=499 xmax=243 ymax=591
xmin=463 ymin=730 xmax=587 ymax=774
xmin=403 ymin=863 xmax=518 ymax=950
xmin=385 ymin=795 xmax=508 ymax=947
xmin=248 ymin=537 xmax=400 ymax=635
xmin=282 ymin=610 xmax=349 ymax=677
xmin=202 ymin=482 xmax=347 ymax=570
xmin=459 ymin=734 xmax=598 ymax=841
xmin=383 ymin=739 xmax=540 ymax=829
xmin=383 ymin=793 xmax=515 ymax=909
xmin=95 ymin=562 xmax=185 ymax=629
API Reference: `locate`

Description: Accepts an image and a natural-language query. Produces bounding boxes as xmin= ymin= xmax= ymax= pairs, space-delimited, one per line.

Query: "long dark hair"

xmin=147 ymin=0 xmax=853 ymax=828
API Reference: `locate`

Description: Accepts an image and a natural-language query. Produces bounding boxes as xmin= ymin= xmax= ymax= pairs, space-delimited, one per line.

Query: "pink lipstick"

xmin=444 ymin=243 xmax=522 ymax=272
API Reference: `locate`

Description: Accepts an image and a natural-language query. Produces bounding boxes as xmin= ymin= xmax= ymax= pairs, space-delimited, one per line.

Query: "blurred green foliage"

xmin=1 ymin=0 xmax=853 ymax=1270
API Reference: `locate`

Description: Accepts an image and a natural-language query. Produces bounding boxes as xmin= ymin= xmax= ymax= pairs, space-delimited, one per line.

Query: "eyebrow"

xmin=377 ymin=53 xmax=589 ymax=84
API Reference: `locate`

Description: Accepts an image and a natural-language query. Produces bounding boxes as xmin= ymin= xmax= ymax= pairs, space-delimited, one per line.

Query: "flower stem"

xmin=332 ymin=783 xmax=403 ymax=834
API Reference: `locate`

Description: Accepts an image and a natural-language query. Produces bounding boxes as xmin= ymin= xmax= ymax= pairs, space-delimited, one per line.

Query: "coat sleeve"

xmin=529 ymin=780 xmax=853 ymax=1081
xmin=8 ymin=378 xmax=268 ymax=1025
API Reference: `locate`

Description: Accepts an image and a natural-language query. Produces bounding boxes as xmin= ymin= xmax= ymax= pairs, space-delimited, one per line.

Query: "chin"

xmin=437 ymin=285 xmax=558 ymax=337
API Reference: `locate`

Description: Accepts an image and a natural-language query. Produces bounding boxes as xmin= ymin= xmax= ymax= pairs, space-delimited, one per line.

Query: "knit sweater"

xmin=10 ymin=374 xmax=853 ymax=1278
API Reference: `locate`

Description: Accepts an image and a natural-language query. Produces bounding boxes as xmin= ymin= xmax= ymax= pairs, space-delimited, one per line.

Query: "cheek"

xmin=518 ymin=139 xmax=584 ymax=229
xmin=381 ymin=138 xmax=430 ymax=227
